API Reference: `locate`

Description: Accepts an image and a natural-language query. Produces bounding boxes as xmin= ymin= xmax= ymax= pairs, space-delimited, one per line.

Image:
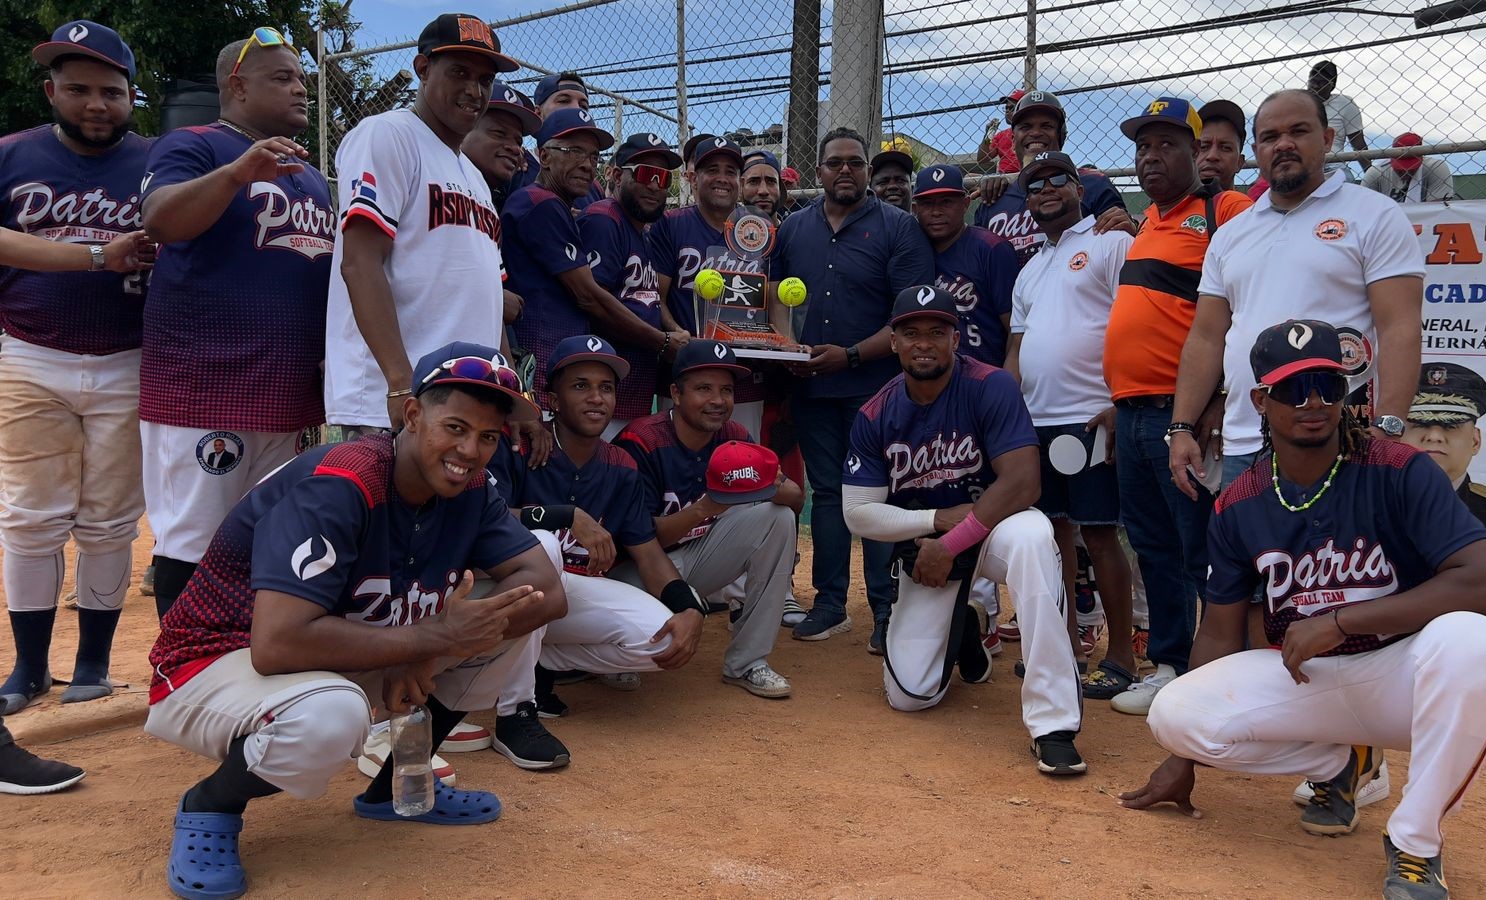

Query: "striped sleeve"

xmin=334 ymin=116 xmax=413 ymax=239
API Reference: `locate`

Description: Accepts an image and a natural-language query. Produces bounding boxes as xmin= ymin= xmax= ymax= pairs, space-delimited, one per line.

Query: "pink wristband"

xmin=939 ymin=512 xmax=990 ymax=556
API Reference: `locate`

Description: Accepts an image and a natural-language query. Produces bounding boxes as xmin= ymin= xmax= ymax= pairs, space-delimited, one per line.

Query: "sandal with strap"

xmin=168 ymin=799 xmax=247 ymax=900
xmin=1082 ymin=659 xmax=1138 ymax=700
xmin=353 ymin=777 xmax=502 ymax=825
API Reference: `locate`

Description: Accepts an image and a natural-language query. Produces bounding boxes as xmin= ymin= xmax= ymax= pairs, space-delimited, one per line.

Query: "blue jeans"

xmin=1221 ymin=451 xmax=1260 ymax=490
xmin=794 ymin=393 xmax=894 ymax=622
xmin=1115 ymin=404 xmax=1213 ymax=672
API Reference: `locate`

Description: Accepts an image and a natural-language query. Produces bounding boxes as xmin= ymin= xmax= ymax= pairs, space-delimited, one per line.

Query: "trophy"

xmin=694 ymin=206 xmax=808 ymax=361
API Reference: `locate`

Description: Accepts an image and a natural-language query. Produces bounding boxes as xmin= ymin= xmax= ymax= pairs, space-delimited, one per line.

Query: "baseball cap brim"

xmin=624 ymin=147 xmax=684 ymax=169
xmin=694 ymin=145 xmax=744 ymax=168
xmin=486 ymin=101 xmax=540 ymax=136
xmin=424 ymin=44 xmax=520 ymax=73
xmin=32 ymin=41 xmax=130 ymax=76
xmin=426 ymin=377 xmax=541 ymax=422
xmin=1257 ymin=359 xmax=1349 ymax=387
xmin=912 ymin=185 xmax=963 ymax=198
xmin=708 ymin=482 xmax=779 ymax=506
xmin=675 ymin=361 xmax=751 ymax=379
xmin=549 ymin=350 xmax=631 ymax=382
xmin=1017 ymin=159 xmax=1078 ymax=189
xmin=546 ymin=124 xmax=616 ymax=151
xmin=890 ymin=309 xmax=959 ymax=328
xmin=1120 ymin=115 xmax=1197 ymax=140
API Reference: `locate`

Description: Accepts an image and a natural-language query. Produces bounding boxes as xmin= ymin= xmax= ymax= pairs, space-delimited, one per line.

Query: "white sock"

xmin=3 ymin=550 xmax=64 ymax=612
xmin=76 ymin=546 xmax=133 ymax=611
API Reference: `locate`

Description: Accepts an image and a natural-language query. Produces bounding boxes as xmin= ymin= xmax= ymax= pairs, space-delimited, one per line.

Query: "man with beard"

xmin=0 ymin=21 xmax=156 ymax=713
xmin=769 ymin=127 xmax=935 ymax=650
xmin=741 ymin=150 xmax=783 ymax=216
xmin=577 ymin=134 xmax=685 ymax=437
xmin=1198 ymin=100 xmax=1248 ymax=192
xmin=463 ymin=81 xmax=540 ymax=213
xmin=869 ymin=148 xmax=913 ymax=212
xmin=505 ymin=71 xmax=605 ymax=209
xmin=842 ymin=285 xmax=1084 ymax=774
xmin=140 ymin=26 xmax=336 ymax=620
xmin=504 ymin=111 xmax=686 ymax=403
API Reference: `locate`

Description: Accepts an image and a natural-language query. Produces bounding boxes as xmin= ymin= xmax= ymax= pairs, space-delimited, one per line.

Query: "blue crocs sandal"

xmin=168 ymin=800 xmax=247 ymax=900
xmin=353 ymin=778 xmax=502 ymax=825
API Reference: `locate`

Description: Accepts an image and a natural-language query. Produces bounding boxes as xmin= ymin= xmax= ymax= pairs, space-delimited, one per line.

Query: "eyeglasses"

xmin=622 ymin=163 xmax=673 ymax=189
xmin=546 ymin=145 xmax=602 ymax=165
xmin=1264 ymin=371 xmax=1349 ymax=407
xmin=1025 ymin=173 xmax=1074 ymax=194
xmin=230 ymin=27 xmax=296 ymax=77
xmin=420 ymin=356 xmax=523 ymax=393
xmin=821 ymin=157 xmax=867 ymax=172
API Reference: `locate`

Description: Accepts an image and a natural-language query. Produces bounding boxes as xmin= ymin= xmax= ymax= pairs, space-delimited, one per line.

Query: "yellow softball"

xmin=695 ymin=268 xmax=725 ymax=301
xmin=778 ymin=277 xmax=807 ymax=307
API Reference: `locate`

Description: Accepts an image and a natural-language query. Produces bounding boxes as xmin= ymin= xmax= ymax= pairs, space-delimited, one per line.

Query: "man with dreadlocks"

xmin=1121 ymin=319 xmax=1486 ymax=900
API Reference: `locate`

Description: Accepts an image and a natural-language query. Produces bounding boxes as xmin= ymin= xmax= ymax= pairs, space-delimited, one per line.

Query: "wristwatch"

xmin=1375 ymin=414 xmax=1405 ymax=438
xmin=845 ymin=345 xmax=862 ymax=368
xmin=89 ymin=244 xmax=106 ymax=271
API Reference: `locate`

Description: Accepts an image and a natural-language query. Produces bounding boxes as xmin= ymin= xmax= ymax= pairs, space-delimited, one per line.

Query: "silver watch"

xmin=1375 ymin=414 xmax=1405 ymax=437
xmin=89 ymin=244 xmax=106 ymax=271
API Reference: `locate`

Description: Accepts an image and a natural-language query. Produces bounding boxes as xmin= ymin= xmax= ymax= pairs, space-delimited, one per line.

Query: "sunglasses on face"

xmin=1025 ymin=173 xmax=1074 ymax=194
xmin=622 ymin=163 xmax=673 ymax=189
xmin=1264 ymin=370 xmax=1349 ymax=407
xmin=821 ymin=158 xmax=867 ymax=172
xmin=230 ymin=27 xmax=296 ymax=77
xmin=420 ymin=356 xmax=522 ymax=393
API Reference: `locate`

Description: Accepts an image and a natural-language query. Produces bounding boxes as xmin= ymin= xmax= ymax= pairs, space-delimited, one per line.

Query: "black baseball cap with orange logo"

xmin=418 ymin=13 xmax=518 ymax=72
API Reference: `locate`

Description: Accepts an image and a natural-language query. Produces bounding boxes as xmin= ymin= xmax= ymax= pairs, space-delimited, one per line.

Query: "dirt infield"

xmin=2 ymin=532 xmax=1483 ymax=899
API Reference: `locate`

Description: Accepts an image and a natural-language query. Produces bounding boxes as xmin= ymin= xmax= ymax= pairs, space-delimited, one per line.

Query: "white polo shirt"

xmin=1198 ymin=171 xmax=1425 ymax=455
xmin=1012 ymin=215 xmax=1132 ymax=426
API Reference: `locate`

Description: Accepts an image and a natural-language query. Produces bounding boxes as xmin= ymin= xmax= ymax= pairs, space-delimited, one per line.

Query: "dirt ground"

xmin=1 ymin=529 xmax=1482 ymax=899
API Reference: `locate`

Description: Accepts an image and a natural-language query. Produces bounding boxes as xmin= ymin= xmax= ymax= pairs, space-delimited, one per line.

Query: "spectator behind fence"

xmin=1363 ymin=133 xmax=1454 ymax=203
xmin=1197 ymin=100 xmax=1247 ymax=192
xmin=977 ymin=90 xmax=1024 ymax=174
xmin=1308 ymin=61 xmax=1370 ymax=178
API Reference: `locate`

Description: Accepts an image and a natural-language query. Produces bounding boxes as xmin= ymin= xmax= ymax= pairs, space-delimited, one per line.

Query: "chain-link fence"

xmin=317 ymin=0 xmax=1486 ymax=199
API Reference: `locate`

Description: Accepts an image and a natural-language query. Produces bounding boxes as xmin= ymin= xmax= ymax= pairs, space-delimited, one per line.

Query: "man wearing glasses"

xmin=144 ymin=341 xmax=566 ymax=900
xmin=140 ymin=24 xmax=335 ymax=618
xmin=577 ymin=134 xmax=687 ymax=437
xmin=769 ymin=127 xmax=935 ymax=650
xmin=504 ymin=71 xmax=606 ymax=210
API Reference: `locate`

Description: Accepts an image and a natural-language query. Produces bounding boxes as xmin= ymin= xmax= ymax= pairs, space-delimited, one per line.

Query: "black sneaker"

xmin=1383 ymin=832 xmax=1448 ymax=899
xmin=493 ymin=702 xmax=571 ymax=770
xmin=0 ymin=740 xmax=85 ymax=794
xmin=792 ymin=607 xmax=851 ymax=642
xmin=1031 ymin=731 xmax=1087 ymax=776
xmin=1301 ymin=744 xmax=1378 ymax=835
xmin=535 ymin=690 xmax=568 ymax=719
xmin=867 ymin=619 xmax=887 ymax=656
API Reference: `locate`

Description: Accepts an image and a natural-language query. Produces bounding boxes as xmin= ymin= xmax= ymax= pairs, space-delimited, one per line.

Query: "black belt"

xmin=1116 ymin=394 xmax=1174 ymax=409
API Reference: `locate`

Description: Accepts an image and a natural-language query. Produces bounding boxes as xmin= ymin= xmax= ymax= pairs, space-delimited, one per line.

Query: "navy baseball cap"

xmin=534 ymin=71 xmax=587 ymax=106
xmin=1120 ymin=97 xmax=1203 ymax=140
xmin=743 ymin=150 xmax=781 ymax=173
xmin=1411 ymin=362 xmax=1486 ymax=425
xmin=1018 ymin=150 xmax=1079 ymax=189
xmin=870 ymin=149 xmax=913 ymax=175
xmin=417 ymin=13 xmax=518 ymax=72
xmin=547 ymin=334 xmax=631 ymax=381
xmin=913 ymin=164 xmax=965 ymax=198
xmin=485 ymin=81 xmax=540 ymax=135
xmin=706 ymin=441 xmax=780 ymax=505
xmin=891 ymin=285 xmax=959 ymax=328
xmin=614 ymin=132 xmax=683 ymax=169
xmin=682 ymin=133 xmax=717 ymax=164
xmin=32 ymin=20 xmax=135 ymax=79
xmin=412 ymin=341 xmax=539 ymax=421
xmin=1249 ymin=320 xmax=1348 ymax=387
xmin=1198 ymin=99 xmax=1247 ymax=144
xmin=673 ymin=340 xmax=750 ymax=379
xmin=536 ymin=108 xmax=615 ymax=150
xmin=691 ymin=135 xmax=744 ymax=169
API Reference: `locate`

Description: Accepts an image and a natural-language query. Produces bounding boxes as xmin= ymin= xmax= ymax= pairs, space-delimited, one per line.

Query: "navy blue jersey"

xmin=148 ymin=434 xmax=537 ymax=699
xmin=505 ymin=433 xmax=655 ymax=572
xmin=973 ymin=170 xmax=1126 ymax=268
xmin=502 ymin=183 xmax=588 ymax=397
xmin=1209 ymin=440 xmax=1486 ymax=655
xmin=506 ymin=149 xmax=603 ymax=209
xmin=141 ymin=123 xmax=334 ymax=432
xmin=614 ymin=410 xmax=753 ymax=550
xmin=844 ymin=356 xmax=1038 ymax=509
xmin=932 ymin=225 xmax=1019 ymax=366
xmin=0 ymin=126 xmax=151 ymax=355
xmin=577 ymin=198 xmax=662 ymax=420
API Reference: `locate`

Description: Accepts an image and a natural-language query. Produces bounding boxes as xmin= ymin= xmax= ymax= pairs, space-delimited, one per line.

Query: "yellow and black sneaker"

xmin=1300 ymin=744 xmax=1380 ymax=836
xmin=1383 ymin=832 xmax=1448 ymax=899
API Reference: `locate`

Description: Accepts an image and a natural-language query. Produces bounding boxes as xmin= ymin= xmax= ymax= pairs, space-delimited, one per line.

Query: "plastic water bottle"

xmin=389 ymin=705 xmax=434 ymax=816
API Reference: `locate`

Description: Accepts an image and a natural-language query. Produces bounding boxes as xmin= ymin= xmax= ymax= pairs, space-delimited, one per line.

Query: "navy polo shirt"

xmin=771 ymin=194 xmax=934 ymax=400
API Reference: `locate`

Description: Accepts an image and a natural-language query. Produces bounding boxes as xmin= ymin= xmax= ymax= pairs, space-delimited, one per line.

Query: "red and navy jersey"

xmin=140 ymin=124 xmax=334 ymax=432
xmin=0 ymin=126 xmax=151 ymax=355
xmin=973 ymin=171 xmax=1126 ymax=268
xmin=614 ymin=410 xmax=753 ymax=550
xmin=578 ymin=199 xmax=662 ymax=420
xmin=148 ymin=434 xmax=538 ymax=701
xmin=931 ymin=225 xmax=1018 ymax=366
xmin=502 ymin=184 xmax=589 ymax=397
xmin=504 ymin=433 xmax=655 ymax=573
xmin=844 ymin=355 xmax=1037 ymax=509
xmin=1209 ymin=440 xmax=1486 ymax=655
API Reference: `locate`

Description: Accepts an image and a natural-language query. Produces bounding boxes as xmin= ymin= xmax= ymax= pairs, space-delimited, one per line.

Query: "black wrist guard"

xmin=660 ymin=579 xmax=707 ymax=615
xmin=520 ymin=504 xmax=575 ymax=531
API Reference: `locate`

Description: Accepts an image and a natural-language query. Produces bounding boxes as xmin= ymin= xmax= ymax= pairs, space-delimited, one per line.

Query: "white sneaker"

xmin=1292 ymin=758 xmax=1391 ymax=807
xmin=723 ymin=664 xmax=792 ymax=699
xmin=598 ymin=673 xmax=640 ymax=691
xmin=438 ymin=721 xmax=492 ymax=753
xmin=1110 ymin=664 xmax=1177 ymax=715
xmin=358 ymin=726 xmax=457 ymax=785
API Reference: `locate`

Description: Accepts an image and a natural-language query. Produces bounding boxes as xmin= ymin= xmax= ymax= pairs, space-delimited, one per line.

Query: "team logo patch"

xmin=916 ymin=286 xmax=934 ymax=306
xmin=846 ymin=454 xmax=862 ymax=474
xmin=931 ymin=167 xmax=946 ymax=183
xmin=1026 ymin=91 xmax=1045 ymax=102
xmin=1314 ymin=218 xmax=1347 ymax=241
xmin=1428 ymin=366 xmax=1448 ymax=386
xmin=1068 ymin=251 xmax=1089 ymax=271
xmin=197 ymin=431 xmax=244 ymax=476
xmin=647 ymin=133 xmax=664 ymax=146
xmin=1180 ymin=214 xmax=1208 ymax=235
xmin=712 ymin=343 xmax=727 ymax=359
xmin=722 ymin=466 xmax=760 ymax=486
xmin=1147 ymin=100 xmax=1170 ymax=114
xmin=587 ymin=250 xmax=601 ymax=268
xmin=291 ymin=535 xmax=337 ymax=580
xmin=564 ymin=242 xmax=578 ymax=261
xmin=1287 ymin=322 xmax=1314 ymax=349
xmin=351 ymin=172 xmax=377 ymax=202
xmin=68 ymin=23 xmax=89 ymax=42
xmin=457 ymin=16 xmax=494 ymax=49
xmin=1336 ymin=327 xmax=1373 ymax=377
xmin=586 ymin=336 xmax=603 ymax=352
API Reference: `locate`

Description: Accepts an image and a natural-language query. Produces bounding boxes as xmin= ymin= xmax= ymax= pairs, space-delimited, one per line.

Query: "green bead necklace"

xmin=1271 ymin=452 xmax=1344 ymax=513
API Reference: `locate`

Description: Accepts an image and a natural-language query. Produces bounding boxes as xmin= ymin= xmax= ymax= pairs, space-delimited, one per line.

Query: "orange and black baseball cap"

xmin=417 ymin=13 xmax=518 ymax=72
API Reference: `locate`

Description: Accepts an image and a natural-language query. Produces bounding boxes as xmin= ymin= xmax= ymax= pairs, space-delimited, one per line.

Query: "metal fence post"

xmin=1025 ymin=0 xmax=1038 ymax=90
xmin=676 ymin=0 xmax=691 ymax=205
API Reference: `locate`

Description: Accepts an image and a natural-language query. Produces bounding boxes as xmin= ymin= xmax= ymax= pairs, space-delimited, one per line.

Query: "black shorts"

xmin=1033 ymin=423 xmax=1121 ymax=526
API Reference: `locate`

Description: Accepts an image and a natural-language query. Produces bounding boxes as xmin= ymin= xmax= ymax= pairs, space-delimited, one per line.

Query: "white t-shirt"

xmin=1198 ymin=172 xmax=1425 ymax=455
xmin=323 ymin=108 xmax=507 ymax=427
xmin=1325 ymin=93 xmax=1364 ymax=154
xmin=1011 ymin=215 xmax=1132 ymax=426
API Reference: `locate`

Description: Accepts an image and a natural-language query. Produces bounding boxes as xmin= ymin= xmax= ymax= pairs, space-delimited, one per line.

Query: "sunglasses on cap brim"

xmin=230 ymin=27 xmax=296 ymax=77
xmin=622 ymin=164 xmax=673 ymax=189
xmin=1263 ymin=371 xmax=1349 ymax=407
xmin=420 ymin=356 xmax=523 ymax=394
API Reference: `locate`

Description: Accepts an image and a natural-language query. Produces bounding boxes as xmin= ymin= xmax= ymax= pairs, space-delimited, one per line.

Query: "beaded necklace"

xmin=1271 ymin=452 xmax=1344 ymax=513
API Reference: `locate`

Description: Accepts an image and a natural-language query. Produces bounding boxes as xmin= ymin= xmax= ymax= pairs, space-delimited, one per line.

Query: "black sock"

xmin=2 ymin=609 xmax=56 ymax=696
xmin=536 ymin=664 xmax=555 ymax=698
xmin=182 ymin=736 xmax=280 ymax=814
xmin=71 ymin=608 xmax=122 ymax=685
xmin=362 ymin=697 xmax=466 ymax=804
xmin=152 ymin=556 xmax=198 ymax=620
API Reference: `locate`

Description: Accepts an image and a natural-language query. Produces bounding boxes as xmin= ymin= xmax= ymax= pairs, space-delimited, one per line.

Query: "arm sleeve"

xmin=519 ymin=197 xmax=588 ymax=277
xmin=1359 ymin=203 xmax=1427 ymax=283
xmin=249 ymin=477 xmax=369 ymax=609
xmin=843 ymin=484 xmax=938 ymax=542
xmin=578 ymin=212 xmax=627 ymax=292
xmin=1398 ymin=454 xmax=1486 ymax=571
xmin=335 ymin=117 xmax=415 ymax=239
xmin=1341 ymin=96 xmax=1365 ymax=136
xmin=887 ymin=218 xmax=937 ymax=295
xmin=467 ymin=481 xmax=541 ymax=571
xmin=1204 ymin=503 xmax=1261 ymax=605
xmin=142 ymin=130 xmax=217 ymax=201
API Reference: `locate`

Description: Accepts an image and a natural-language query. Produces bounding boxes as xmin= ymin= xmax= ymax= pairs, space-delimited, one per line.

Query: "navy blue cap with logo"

xmin=614 ymin=132 xmax=683 ymax=169
xmin=486 ymin=81 xmax=541 ymax=135
xmin=691 ymin=136 xmax=744 ymax=168
xmin=32 ymin=19 xmax=136 ymax=80
xmin=547 ymin=334 xmax=632 ymax=381
xmin=913 ymin=164 xmax=965 ymax=198
xmin=672 ymin=339 xmax=750 ymax=379
xmin=536 ymin=107 xmax=615 ymax=150
xmin=742 ymin=149 xmax=782 ymax=173
xmin=535 ymin=71 xmax=588 ymax=106
xmin=890 ymin=285 xmax=959 ymax=328
xmin=412 ymin=340 xmax=540 ymax=421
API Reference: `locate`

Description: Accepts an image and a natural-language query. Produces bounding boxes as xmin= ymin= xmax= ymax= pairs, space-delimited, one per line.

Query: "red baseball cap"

xmin=1391 ymin=132 xmax=1424 ymax=173
xmin=780 ymin=166 xmax=801 ymax=185
xmin=706 ymin=441 xmax=779 ymax=505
